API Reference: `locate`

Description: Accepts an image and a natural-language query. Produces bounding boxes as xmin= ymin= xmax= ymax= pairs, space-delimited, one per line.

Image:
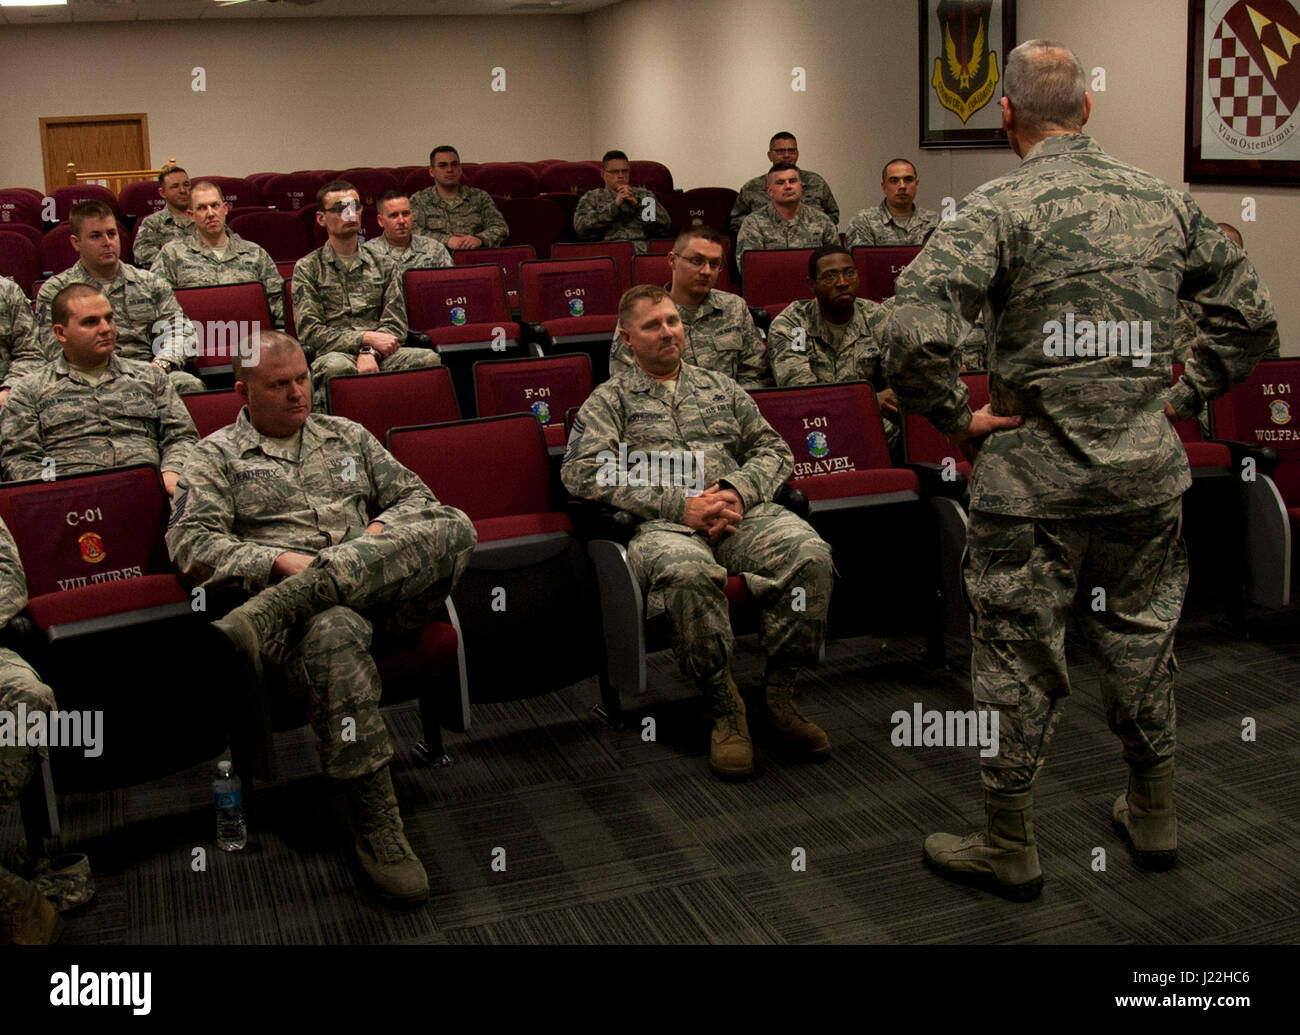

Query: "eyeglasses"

xmin=323 ymin=203 xmax=358 ymax=214
xmin=676 ymin=253 xmax=725 ymax=271
xmin=814 ymin=267 xmax=859 ymax=284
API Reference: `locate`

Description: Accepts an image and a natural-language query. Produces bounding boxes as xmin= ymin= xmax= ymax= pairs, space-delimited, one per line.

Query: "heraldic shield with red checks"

xmin=1208 ymin=0 xmax=1300 ymax=144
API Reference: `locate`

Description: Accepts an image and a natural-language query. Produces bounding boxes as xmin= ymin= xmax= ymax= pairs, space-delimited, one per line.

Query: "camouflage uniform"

xmin=735 ymin=204 xmax=840 ymax=273
xmin=845 ymin=202 xmax=940 ymax=247
xmin=561 ymin=362 xmax=831 ymax=681
xmin=1173 ymin=299 xmax=1280 ymax=364
xmin=768 ymin=296 xmax=897 ymax=448
xmin=884 ymin=132 xmax=1277 ymax=793
xmin=291 ymin=244 xmax=438 ymax=407
xmin=165 ymin=411 xmax=476 ymax=780
xmin=34 ymin=262 xmax=205 ymax=395
xmin=730 ymin=169 xmax=839 ymax=232
xmin=131 ymin=208 xmax=196 ymax=268
xmin=409 ymin=186 xmax=509 ymax=248
xmin=0 ymin=277 xmax=43 ymax=392
xmin=150 ymin=231 xmax=285 ymax=325
xmin=573 ymin=187 xmax=673 ymax=256
xmin=0 ymin=353 xmax=197 ymax=483
xmin=609 ymin=289 xmax=772 ymax=388
xmin=364 ymin=234 xmax=453 ymax=273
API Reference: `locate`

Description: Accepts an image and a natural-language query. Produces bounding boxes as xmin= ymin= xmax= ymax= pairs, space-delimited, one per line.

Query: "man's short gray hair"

xmin=1004 ymin=40 xmax=1087 ymax=133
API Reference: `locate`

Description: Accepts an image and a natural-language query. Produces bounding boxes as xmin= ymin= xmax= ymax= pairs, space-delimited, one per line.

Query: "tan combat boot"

xmin=1113 ymin=757 xmax=1177 ymax=870
xmin=923 ymin=789 xmax=1044 ymax=902
xmin=343 ymin=765 xmax=430 ymax=906
xmin=764 ymin=664 xmax=830 ymax=759
xmin=707 ymin=671 xmax=753 ymax=780
xmin=0 ymin=867 xmax=63 ymax=945
xmin=213 ymin=567 xmax=340 ymax=659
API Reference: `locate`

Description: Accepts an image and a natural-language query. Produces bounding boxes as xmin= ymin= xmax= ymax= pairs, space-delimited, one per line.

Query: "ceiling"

xmin=0 ymin=0 xmax=624 ymax=24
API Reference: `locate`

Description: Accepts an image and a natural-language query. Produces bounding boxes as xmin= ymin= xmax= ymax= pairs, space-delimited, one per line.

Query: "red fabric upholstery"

xmin=791 ymin=467 xmax=920 ymax=501
xmin=452 ymin=245 xmax=535 ymax=300
xmin=520 ymin=258 xmax=619 ymax=322
xmin=0 ymin=189 xmax=46 ymax=231
xmin=541 ymin=314 xmax=619 ymax=340
xmin=173 ymin=282 xmax=275 ymax=370
xmin=473 ymin=353 xmax=593 ymax=441
xmin=426 ymin=322 xmax=522 ymax=348
xmin=742 ymin=248 xmax=815 ymax=309
xmin=473 ymin=163 xmax=541 ymax=200
xmin=0 ymin=232 xmax=39 ymax=296
xmin=851 ymin=245 xmax=923 ymax=302
xmin=499 ymin=199 xmax=570 ymax=267
xmin=262 ymin=173 xmax=326 ymax=212
xmin=183 ymin=390 xmax=245 ymax=438
xmin=229 ymin=211 xmax=314 ymax=262
xmin=629 ymin=161 xmax=673 ymax=195
xmin=1183 ymin=441 xmax=1231 ymax=469
xmin=1207 ymin=358 xmax=1300 ymax=507
xmin=50 ymin=185 xmax=122 ymax=223
xmin=405 ymin=265 xmax=511 ymax=332
xmin=327 ymin=367 xmax=459 ymax=441
xmin=26 ymin=573 xmax=189 ymax=628
xmin=473 ymin=512 xmax=573 ymax=543
xmin=538 ymin=162 xmax=603 ymax=195
xmin=376 ymin=620 xmax=459 ymax=681
xmin=552 ymin=241 xmax=635 ymax=294
xmin=195 ymin=176 xmax=265 ymax=209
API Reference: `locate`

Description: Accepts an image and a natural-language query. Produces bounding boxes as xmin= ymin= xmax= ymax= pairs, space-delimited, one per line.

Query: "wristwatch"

xmin=154 ymin=358 xmax=176 ymax=374
xmin=358 ymin=345 xmax=376 ymax=356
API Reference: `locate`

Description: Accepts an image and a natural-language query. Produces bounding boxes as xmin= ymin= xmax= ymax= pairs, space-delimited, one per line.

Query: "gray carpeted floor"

xmin=6 ymin=600 xmax=1298 ymax=945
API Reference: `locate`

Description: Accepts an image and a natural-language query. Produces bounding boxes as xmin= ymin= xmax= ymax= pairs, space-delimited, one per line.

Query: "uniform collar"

xmin=1022 ymin=131 xmax=1098 ymax=163
xmin=54 ymin=350 xmax=125 ymax=383
xmin=230 ymin=408 xmax=330 ymax=461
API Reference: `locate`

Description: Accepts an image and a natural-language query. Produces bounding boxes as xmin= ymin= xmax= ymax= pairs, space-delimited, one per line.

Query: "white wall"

xmin=0 ymin=15 xmax=592 ymax=184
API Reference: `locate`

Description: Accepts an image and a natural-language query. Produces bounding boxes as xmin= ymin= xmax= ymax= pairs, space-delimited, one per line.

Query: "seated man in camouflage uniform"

xmin=730 ymin=132 xmax=839 ymax=233
xmin=365 ymin=191 xmax=453 ymax=273
xmin=735 ymin=164 xmax=840 ymax=274
xmin=609 ymin=227 xmax=771 ymax=388
xmin=846 ymin=159 xmax=941 ymax=248
xmin=0 ymin=517 xmax=91 ymax=945
xmin=0 ymin=275 xmax=42 ymax=408
xmin=150 ymin=181 xmax=284 ymax=327
xmin=167 ymin=332 xmax=476 ymax=905
xmin=2 ymin=285 xmax=196 ymax=492
xmin=573 ymin=150 xmax=673 ymax=257
xmin=410 ymin=146 xmax=508 ymax=251
xmin=292 ymin=182 xmax=440 ymax=409
xmin=768 ymin=246 xmax=899 ymax=449
xmin=563 ymin=285 xmax=833 ymax=780
xmin=35 ymin=200 xmax=204 ymax=395
xmin=131 ymin=164 xmax=195 ymax=267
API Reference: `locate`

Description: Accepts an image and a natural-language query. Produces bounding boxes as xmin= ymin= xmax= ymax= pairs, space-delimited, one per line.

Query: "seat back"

xmin=473 ymin=163 xmax=541 ymax=200
xmin=552 ymin=241 xmax=634 ymax=293
xmin=387 ymin=413 xmax=551 ymax=521
xmin=851 ymin=245 xmax=923 ymax=302
xmin=0 ymin=232 xmax=40 ymax=296
xmin=631 ymin=252 xmax=734 ymax=294
xmin=750 ymin=382 xmax=894 ymax=493
xmin=50 ymin=184 xmax=123 ymax=224
xmin=519 ymin=257 xmax=620 ymax=322
xmin=262 ymin=172 xmax=326 ymax=212
xmin=473 ymin=354 xmax=594 ymax=440
xmin=453 ymin=244 xmax=535 ymax=302
xmin=538 ymin=161 xmax=604 ymax=195
xmin=117 ymin=180 xmax=166 ymax=225
xmin=0 ymin=465 xmax=173 ymax=598
xmin=195 ymin=175 xmax=265 ymax=209
xmin=498 ymin=197 xmax=570 ymax=260
xmin=335 ymin=168 xmax=399 ymax=207
xmin=0 ymin=189 xmax=45 ymax=231
xmin=229 ymin=210 xmax=314 ymax=262
xmin=172 ymin=282 xmax=275 ymax=371
xmin=629 ymin=161 xmax=673 ymax=196
xmin=182 ymin=389 xmax=245 ymax=438
xmin=405 ymin=265 xmax=511 ymax=332
xmin=742 ymin=248 xmax=814 ymax=309
xmin=1210 ymin=357 xmax=1300 ymax=506
xmin=675 ymin=187 xmax=739 ymax=234
xmin=327 ymin=366 xmax=459 ymax=442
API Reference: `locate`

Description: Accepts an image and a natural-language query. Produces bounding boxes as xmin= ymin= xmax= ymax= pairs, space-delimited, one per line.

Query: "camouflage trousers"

xmin=311 ymin=347 xmax=442 ymax=410
xmin=964 ymin=499 xmax=1187 ymax=793
xmin=0 ymin=648 xmax=54 ymax=814
xmin=167 ymin=369 xmax=206 ymax=395
xmin=262 ymin=507 xmax=476 ymax=780
xmin=627 ymin=502 xmax=832 ymax=683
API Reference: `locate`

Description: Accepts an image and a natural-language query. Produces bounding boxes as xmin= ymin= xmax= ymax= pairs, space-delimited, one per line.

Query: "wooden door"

xmin=39 ymin=113 xmax=150 ymax=194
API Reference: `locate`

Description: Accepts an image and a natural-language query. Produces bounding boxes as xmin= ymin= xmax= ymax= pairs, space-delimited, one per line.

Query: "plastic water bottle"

xmin=213 ymin=760 xmax=247 ymax=852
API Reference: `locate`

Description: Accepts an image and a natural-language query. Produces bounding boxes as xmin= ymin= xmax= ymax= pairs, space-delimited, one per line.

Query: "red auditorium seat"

xmin=552 ymin=240 xmax=635 ymax=294
xmin=326 ymin=366 xmax=460 ymax=443
xmin=473 ymin=352 xmax=594 ymax=453
xmin=117 ymin=180 xmax=165 ymax=226
xmin=0 ymin=231 xmax=40 ymax=296
xmin=472 ymin=163 xmax=540 ymax=200
xmin=49 ymin=184 xmax=123 ymax=224
xmin=452 ymin=244 xmax=535 ymax=311
xmin=499 ymin=197 xmax=570 ymax=262
xmin=539 ymin=161 xmax=603 ymax=195
xmin=852 ymin=245 xmax=923 ymax=302
xmin=0 ymin=188 xmax=48 ymax=231
xmin=262 ymin=172 xmax=326 ymax=211
xmin=182 ymin=388 xmax=245 ymax=438
xmin=664 ymin=187 xmax=738 ymax=235
xmin=629 ymin=161 xmax=673 ymax=196
xmin=519 ymin=257 xmax=621 ymax=383
xmin=742 ymin=248 xmax=815 ymax=317
xmin=229 ymin=210 xmax=314 ymax=263
xmin=40 ymin=220 xmax=133 ymax=275
xmin=172 ymin=282 xmax=276 ymax=385
xmin=336 ymin=167 xmax=399 ymax=207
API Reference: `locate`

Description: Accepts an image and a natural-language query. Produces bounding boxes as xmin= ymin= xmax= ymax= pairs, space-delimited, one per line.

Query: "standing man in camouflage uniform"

xmin=730 ymin=133 xmax=839 ymax=233
xmin=35 ymin=201 xmax=205 ymax=395
xmin=563 ymin=286 xmax=833 ymax=780
xmin=150 ymin=181 xmax=284 ymax=326
xmin=768 ymin=246 xmax=898 ymax=448
xmin=0 ymin=518 xmax=80 ymax=944
xmin=293 ymin=182 xmax=439 ymax=409
xmin=166 ymin=332 xmax=476 ymax=905
xmin=573 ymin=151 xmax=673 ymax=257
xmin=2 ymin=285 xmax=196 ymax=491
xmin=131 ymin=164 xmax=195 ymax=267
xmin=735 ymin=165 xmax=840 ymax=274
xmin=365 ymin=190 xmax=453 ymax=272
xmin=410 ymin=146 xmax=508 ymax=251
xmin=0 ymin=276 xmax=42 ymax=407
xmin=846 ymin=159 xmax=941 ymax=248
xmin=884 ymin=40 xmax=1277 ymax=901
xmin=609 ymin=227 xmax=771 ymax=388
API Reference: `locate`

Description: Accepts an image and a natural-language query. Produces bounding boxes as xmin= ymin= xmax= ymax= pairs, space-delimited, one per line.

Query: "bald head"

xmin=232 ymin=330 xmax=298 ymax=384
xmin=1004 ymin=40 xmax=1088 ymax=135
xmin=234 ymin=331 xmax=311 ymax=438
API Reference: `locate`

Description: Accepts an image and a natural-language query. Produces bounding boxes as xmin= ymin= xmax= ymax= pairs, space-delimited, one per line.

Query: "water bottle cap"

xmin=218 ymin=760 xmax=232 ymax=775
